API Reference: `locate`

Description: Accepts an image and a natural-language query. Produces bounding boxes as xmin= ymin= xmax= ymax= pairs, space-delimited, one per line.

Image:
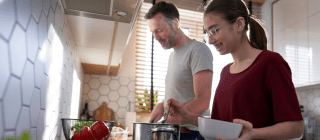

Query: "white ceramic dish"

xmin=198 ymin=117 xmax=243 ymax=140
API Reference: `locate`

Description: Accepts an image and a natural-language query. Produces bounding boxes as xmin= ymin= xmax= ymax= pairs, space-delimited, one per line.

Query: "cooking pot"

xmin=133 ymin=123 xmax=180 ymax=140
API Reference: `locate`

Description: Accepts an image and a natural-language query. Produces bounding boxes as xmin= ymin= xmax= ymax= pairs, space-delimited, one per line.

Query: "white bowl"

xmin=198 ymin=117 xmax=243 ymax=140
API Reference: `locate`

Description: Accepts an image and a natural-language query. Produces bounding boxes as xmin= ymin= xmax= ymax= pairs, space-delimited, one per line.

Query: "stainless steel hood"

xmin=60 ymin=0 xmax=143 ymax=75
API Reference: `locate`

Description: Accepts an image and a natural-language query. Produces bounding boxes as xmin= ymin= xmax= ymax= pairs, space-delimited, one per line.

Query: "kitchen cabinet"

xmin=273 ymin=0 xmax=320 ymax=87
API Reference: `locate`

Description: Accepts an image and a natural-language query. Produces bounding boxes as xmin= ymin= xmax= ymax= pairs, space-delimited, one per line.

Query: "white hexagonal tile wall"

xmin=84 ymin=74 xmax=91 ymax=83
xmin=37 ymin=110 xmax=45 ymax=140
xmin=118 ymin=86 xmax=129 ymax=97
xmin=314 ymin=97 xmax=320 ymax=107
xmin=99 ymin=75 xmax=111 ymax=84
xmin=0 ymin=103 xmax=3 ymax=138
xmin=16 ymin=107 xmax=30 ymax=137
xmin=31 ymin=0 xmax=42 ymax=21
xmin=300 ymin=98 xmax=308 ymax=108
xmin=30 ymin=128 xmax=36 ymax=140
xmin=42 ymin=40 xmax=52 ymax=74
xmin=88 ymin=90 xmax=100 ymax=100
xmin=300 ymin=91 xmax=307 ymax=98
xmin=10 ymin=25 xmax=27 ymax=77
xmin=117 ymin=97 xmax=129 ymax=108
xmin=119 ymin=77 xmax=130 ymax=86
xmin=98 ymin=96 xmax=110 ymax=106
xmin=34 ymin=51 xmax=45 ymax=88
xmin=4 ymin=77 xmax=22 ymax=129
xmin=30 ymin=88 xmax=41 ymax=127
xmin=16 ymin=0 xmax=31 ymax=29
xmin=314 ymin=107 xmax=320 ymax=116
xmin=88 ymin=101 xmax=99 ymax=112
xmin=109 ymin=80 xmax=120 ymax=90
xmin=127 ymin=92 xmax=135 ymax=103
xmin=51 ymin=0 xmax=58 ymax=11
xmin=22 ymin=61 xmax=35 ymax=106
xmin=307 ymin=93 xmax=314 ymax=102
xmin=0 ymin=0 xmax=15 ymax=39
xmin=314 ymin=88 xmax=320 ymax=97
xmin=129 ymin=77 xmax=135 ymax=81
xmin=40 ymin=75 xmax=48 ymax=109
xmin=38 ymin=12 xmax=48 ymax=50
xmin=307 ymin=103 xmax=315 ymax=112
xmin=90 ymin=74 xmax=100 ymax=78
xmin=43 ymin=0 xmax=50 ymax=16
xmin=98 ymin=85 xmax=110 ymax=96
xmin=47 ymin=8 xmax=55 ymax=43
xmin=0 ymin=39 xmax=10 ymax=99
xmin=54 ymin=4 xmax=63 ymax=32
xmin=128 ymin=82 xmax=135 ymax=92
xmin=111 ymin=76 xmax=120 ymax=80
xmin=26 ymin=17 xmax=39 ymax=63
xmin=83 ymin=83 xmax=90 ymax=94
xmin=108 ymin=102 xmax=119 ymax=112
xmin=108 ymin=91 xmax=119 ymax=102
xmin=62 ymin=102 xmax=68 ymax=117
xmin=88 ymin=78 xmax=101 ymax=89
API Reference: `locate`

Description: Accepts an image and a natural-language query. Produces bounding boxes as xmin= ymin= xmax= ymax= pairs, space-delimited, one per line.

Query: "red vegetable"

xmin=90 ymin=121 xmax=110 ymax=140
xmin=71 ymin=132 xmax=80 ymax=140
xmin=71 ymin=126 xmax=96 ymax=140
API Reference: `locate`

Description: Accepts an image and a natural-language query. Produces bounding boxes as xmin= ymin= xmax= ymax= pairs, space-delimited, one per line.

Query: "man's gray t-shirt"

xmin=163 ymin=39 xmax=213 ymax=115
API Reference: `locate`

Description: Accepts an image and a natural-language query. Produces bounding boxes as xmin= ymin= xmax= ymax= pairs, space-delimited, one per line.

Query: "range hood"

xmin=60 ymin=0 xmax=143 ymax=75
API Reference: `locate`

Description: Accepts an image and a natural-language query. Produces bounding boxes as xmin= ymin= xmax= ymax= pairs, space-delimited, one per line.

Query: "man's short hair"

xmin=144 ymin=1 xmax=180 ymax=21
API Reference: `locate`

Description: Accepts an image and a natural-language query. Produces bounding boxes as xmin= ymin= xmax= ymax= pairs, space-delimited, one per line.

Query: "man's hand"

xmin=217 ymin=119 xmax=253 ymax=140
xmin=164 ymin=98 xmax=189 ymax=124
xmin=149 ymin=102 xmax=164 ymax=123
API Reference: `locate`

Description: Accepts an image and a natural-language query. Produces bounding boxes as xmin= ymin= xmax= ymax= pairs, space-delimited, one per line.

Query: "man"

xmin=145 ymin=1 xmax=213 ymax=140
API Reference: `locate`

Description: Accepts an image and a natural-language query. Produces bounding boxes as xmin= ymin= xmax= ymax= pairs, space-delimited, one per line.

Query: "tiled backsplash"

xmin=296 ymin=84 xmax=320 ymax=139
xmin=0 ymin=0 xmax=83 ymax=140
xmin=82 ymin=74 xmax=135 ymax=127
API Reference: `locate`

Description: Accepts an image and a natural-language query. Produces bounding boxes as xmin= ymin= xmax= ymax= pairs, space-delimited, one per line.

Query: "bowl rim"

xmin=198 ymin=117 xmax=243 ymax=127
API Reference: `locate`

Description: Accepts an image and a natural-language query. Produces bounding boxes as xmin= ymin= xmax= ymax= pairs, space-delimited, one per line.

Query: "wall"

xmin=261 ymin=0 xmax=275 ymax=51
xmin=0 ymin=0 xmax=84 ymax=140
xmin=261 ymin=0 xmax=320 ymax=139
xmin=80 ymin=28 xmax=137 ymax=127
xmin=296 ymin=85 xmax=320 ymax=139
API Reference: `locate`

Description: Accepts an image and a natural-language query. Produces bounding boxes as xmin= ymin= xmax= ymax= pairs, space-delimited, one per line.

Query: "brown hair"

xmin=144 ymin=1 xmax=179 ymax=26
xmin=204 ymin=0 xmax=267 ymax=50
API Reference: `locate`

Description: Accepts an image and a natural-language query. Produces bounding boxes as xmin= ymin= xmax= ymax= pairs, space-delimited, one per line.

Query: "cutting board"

xmin=94 ymin=102 xmax=115 ymax=121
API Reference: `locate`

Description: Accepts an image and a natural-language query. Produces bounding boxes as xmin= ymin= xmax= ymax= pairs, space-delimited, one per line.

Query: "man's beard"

xmin=161 ymin=28 xmax=177 ymax=50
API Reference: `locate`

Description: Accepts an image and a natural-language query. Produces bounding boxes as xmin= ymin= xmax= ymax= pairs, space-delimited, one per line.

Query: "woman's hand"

xmin=164 ymin=98 xmax=189 ymax=124
xmin=217 ymin=119 xmax=253 ymax=140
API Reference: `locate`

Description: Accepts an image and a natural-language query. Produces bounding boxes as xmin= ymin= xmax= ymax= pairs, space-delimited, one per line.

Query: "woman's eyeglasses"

xmin=203 ymin=23 xmax=226 ymax=43
xmin=203 ymin=18 xmax=237 ymax=43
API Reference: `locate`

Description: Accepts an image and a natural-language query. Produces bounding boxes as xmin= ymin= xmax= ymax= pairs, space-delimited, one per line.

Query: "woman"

xmin=166 ymin=0 xmax=304 ymax=139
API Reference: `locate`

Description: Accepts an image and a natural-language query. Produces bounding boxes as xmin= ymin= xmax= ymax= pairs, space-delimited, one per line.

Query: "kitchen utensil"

xmin=162 ymin=103 xmax=171 ymax=124
xmin=95 ymin=102 xmax=115 ymax=121
xmin=61 ymin=118 xmax=114 ymax=140
xmin=198 ymin=117 xmax=243 ymax=140
xmin=133 ymin=123 xmax=180 ymax=140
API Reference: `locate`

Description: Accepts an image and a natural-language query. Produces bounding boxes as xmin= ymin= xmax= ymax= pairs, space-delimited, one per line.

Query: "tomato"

xmin=90 ymin=121 xmax=110 ymax=140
